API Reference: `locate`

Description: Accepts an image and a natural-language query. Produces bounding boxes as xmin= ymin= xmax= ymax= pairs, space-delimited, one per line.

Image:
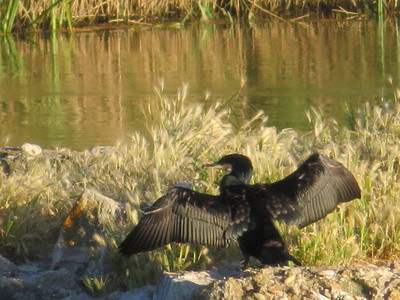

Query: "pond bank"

xmin=2 ymin=0 xmax=394 ymax=33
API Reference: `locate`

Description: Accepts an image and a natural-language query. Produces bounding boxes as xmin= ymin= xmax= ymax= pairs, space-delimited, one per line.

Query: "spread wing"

xmin=256 ymin=153 xmax=361 ymax=228
xmin=119 ymin=187 xmax=250 ymax=256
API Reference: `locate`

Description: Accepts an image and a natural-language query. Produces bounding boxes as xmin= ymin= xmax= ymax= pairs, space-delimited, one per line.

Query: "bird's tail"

xmin=118 ymin=231 xmax=138 ymax=256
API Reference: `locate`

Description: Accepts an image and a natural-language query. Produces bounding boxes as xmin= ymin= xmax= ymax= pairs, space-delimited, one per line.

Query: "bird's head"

xmin=203 ymin=154 xmax=253 ymax=189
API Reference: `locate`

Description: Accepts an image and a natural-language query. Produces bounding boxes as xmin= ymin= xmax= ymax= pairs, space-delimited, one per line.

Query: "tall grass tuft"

xmin=0 ymin=0 xmax=74 ymax=33
xmin=1 ymin=84 xmax=400 ymax=290
xmin=2 ymin=0 xmax=393 ymax=32
xmin=23 ymin=0 xmax=73 ymax=32
xmin=0 ymin=0 xmax=20 ymax=33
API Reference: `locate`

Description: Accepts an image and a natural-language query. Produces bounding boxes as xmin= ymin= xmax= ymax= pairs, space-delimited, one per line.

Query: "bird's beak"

xmin=202 ymin=162 xmax=232 ymax=172
xmin=202 ymin=162 xmax=220 ymax=168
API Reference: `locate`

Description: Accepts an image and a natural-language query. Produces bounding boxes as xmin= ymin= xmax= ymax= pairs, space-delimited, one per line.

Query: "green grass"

xmin=0 ymin=0 xmax=20 ymax=33
xmin=1 ymin=84 xmax=400 ymax=292
xmin=0 ymin=0 xmax=392 ymax=33
xmin=0 ymin=0 xmax=73 ymax=33
xmin=83 ymin=275 xmax=108 ymax=296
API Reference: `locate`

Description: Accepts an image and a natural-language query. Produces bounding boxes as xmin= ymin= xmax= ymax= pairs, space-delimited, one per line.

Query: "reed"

xmin=1 ymin=84 xmax=399 ymax=292
xmin=0 ymin=0 xmax=20 ymax=33
xmin=377 ymin=0 xmax=384 ymax=15
xmin=0 ymin=0 xmax=392 ymax=33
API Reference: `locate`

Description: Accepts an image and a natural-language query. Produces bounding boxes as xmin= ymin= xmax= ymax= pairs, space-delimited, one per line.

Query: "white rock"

xmin=21 ymin=143 xmax=42 ymax=156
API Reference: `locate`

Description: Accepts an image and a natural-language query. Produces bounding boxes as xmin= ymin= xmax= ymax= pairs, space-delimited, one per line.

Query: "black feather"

xmin=119 ymin=153 xmax=361 ymax=267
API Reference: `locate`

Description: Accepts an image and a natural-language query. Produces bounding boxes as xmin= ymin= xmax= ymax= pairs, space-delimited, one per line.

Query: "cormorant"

xmin=119 ymin=153 xmax=361 ymax=267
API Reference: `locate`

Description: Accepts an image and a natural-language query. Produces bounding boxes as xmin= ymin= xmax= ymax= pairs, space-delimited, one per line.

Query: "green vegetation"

xmin=83 ymin=275 xmax=108 ymax=296
xmin=0 ymin=0 xmax=395 ymax=33
xmin=0 ymin=0 xmax=20 ymax=33
xmin=1 ymin=85 xmax=400 ymax=292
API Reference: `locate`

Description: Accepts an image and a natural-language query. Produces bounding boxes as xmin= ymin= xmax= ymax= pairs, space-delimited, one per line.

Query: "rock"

xmin=0 ymin=259 xmax=91 ymax=300
xmin=0 ymin=254 xmax=18 ymax=276
xmin=21 ymin=143 xmax=42 ymax=156
xmin=51 ymin=189 xmax=125 ymax=279
xmin=154 ymin=271 xmax=214 ymax=300
xmin=2 ymin=252 xmax=400 ymax=299
xmin=284 ymin=273 xmax=296 ymax=284
xmin=17 ymin=270 xmax=84 ymax=300
xmin=0 ymin=147 xmax=22 ymax=158
xmin=119 ymin=264 xmax=243 ymax=300
xmin=118 ymin=285 xmax=156 ymax=300
xmin=316 ymin=269 xmax=335 ymax=278
xmin=194 ymin=262 xmax=400 ymax=299
xmin=0 ymin=147 xmax=21 ymax=174
xmin=0 ymin=277 xmax=24 ymax=299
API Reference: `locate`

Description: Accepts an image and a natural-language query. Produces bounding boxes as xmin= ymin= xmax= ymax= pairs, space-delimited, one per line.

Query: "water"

xmin=0 ymin=20 xmax=399 ymax=150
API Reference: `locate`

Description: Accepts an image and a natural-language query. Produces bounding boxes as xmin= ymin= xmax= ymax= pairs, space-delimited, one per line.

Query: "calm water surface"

xmin=0 ymin=20 xmax=399 ymax=150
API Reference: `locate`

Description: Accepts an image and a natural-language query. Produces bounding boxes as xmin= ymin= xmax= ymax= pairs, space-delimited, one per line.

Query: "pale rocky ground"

xmin=1 ymin=252 xmax=400 ymax=299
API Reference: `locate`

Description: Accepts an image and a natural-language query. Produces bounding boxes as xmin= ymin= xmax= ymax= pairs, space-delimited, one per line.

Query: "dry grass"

xmin=1 ymin=84 xmax=400 ymax=290
xmin=3 ymin=0 xmax=386 ymax=32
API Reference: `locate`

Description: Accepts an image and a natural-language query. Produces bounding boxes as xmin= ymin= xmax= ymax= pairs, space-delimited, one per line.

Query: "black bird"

xmin=119 ymin=153 xmax=361 ymax=267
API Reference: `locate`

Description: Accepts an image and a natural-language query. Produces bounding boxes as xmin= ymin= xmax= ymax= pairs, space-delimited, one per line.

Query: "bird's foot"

xmin=240 ymin=257 xmax=250 ymax=270
xmin=288 ymin=254 xmax=301 ymax=266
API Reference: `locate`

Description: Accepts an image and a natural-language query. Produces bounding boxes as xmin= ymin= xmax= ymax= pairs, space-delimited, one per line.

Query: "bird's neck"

xmin=220 ymin=171 xmax=252 ymax=190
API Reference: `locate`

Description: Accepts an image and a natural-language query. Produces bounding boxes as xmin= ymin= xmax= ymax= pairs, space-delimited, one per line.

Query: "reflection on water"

xmin=0 ymin=20 xmax=399 ymax=150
